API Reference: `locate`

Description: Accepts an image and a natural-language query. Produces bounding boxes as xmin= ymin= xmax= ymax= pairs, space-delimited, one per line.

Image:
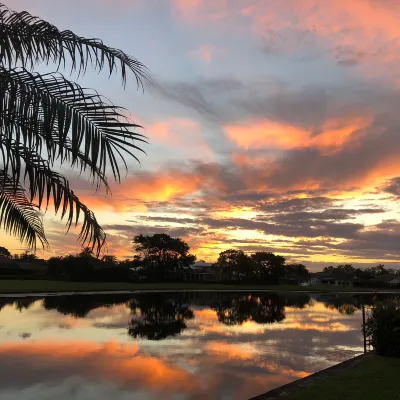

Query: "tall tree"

xmin=251 ymin=252 xmax=286 ymax=283
xmin=323 ymin=264 xmax=356 ymax=275
xmin=364 ymin=264 xmax=394 ymax=278
xmin=133 ymin=234 xmax=196 ymax=280
xmin=284 ymin=263 xmax=309 ymax=278
xmin=0 ymin=246 xmax=10 ymax=257
xmin=0 ymin=4 xmax=149 ymax=254
xmin=214 ymin=249 xmax=256 ymax=280
xmin=16 ymin=250 xmax=38 ymax=261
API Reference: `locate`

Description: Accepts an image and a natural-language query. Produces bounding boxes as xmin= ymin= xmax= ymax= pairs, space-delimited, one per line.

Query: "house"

xmin=371 ymin=274 xmax=400 ymax=288
xmin=171 ymin=261 xmax=222 ymax=282
xmin=309 ymin=272 xmax=354 ymax=287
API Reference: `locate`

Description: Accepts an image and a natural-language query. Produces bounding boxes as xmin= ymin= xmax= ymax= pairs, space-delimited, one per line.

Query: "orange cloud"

xmin=206 ymin=341 xmax=258 ymax=360
xmin=77 ymin=170 xmax=201 ymax=213
xmin=225 ymin=116 xmax=371 ymax=153
xmin=0 ymin=340 xmax=195 ymax=393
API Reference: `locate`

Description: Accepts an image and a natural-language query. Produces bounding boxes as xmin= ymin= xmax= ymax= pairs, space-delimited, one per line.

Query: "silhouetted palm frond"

xmin=0 ymin=3 xmax=150 ymax=254
xmin=0 ymin=3 xmax=150 ymax=87
xmin=0 ymin=68 xmax=146 ymax=182
xmin=0 ymin=138 xmax=106 ymax=250
xmin=0 ymin=171 xmax=47 ymax=248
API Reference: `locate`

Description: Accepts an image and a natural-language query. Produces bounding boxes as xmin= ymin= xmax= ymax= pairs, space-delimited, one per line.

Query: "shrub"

xmin=364 ymin=301 xmax=400 ymax=357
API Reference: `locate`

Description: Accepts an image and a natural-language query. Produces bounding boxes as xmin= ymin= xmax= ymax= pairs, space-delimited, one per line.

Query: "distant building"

xmin=309 ymin=272 xmax=354 ymax=287
xmin=371 ymin=274 xmax=400 ymax=288
xmin=175 ymin=261 xmax=220 ymax=282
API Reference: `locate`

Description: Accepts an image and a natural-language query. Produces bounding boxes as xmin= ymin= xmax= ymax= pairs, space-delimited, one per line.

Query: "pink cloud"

xmin=170 ymin=0 xmax=400 ymax=75
xmin=190 ymin=45 xmax=222 ymax=64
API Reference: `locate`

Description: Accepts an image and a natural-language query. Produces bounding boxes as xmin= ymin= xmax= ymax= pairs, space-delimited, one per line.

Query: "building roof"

xmin=372 ymin=274 xmax=400 ymax=283
xmin=311 ymin=272 xmax=355 ymax=281
xmin=187 ymin=261 xmax=214 ymax=271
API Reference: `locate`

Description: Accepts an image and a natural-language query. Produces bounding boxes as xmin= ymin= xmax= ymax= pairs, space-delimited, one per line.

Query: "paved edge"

xmin=0 ymin=289 xmax=399 ymax=298
xmin=249 ymin=353 xmax=373 ymax=400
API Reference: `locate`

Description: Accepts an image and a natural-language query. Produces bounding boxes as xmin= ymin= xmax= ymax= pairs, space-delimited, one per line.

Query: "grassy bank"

xmin=288 ymin=356 xmax=400 ymax=400
xmin=0 ymin=279 xmax=397 ymax=294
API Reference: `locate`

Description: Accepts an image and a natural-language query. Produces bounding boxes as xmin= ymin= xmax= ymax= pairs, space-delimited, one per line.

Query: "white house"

xmin=309 ymin=272 xmax=354 ymax=287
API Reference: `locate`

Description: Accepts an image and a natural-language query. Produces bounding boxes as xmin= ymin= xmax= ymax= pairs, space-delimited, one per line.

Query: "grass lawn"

xmin=289 ymin=356 xmax=400 ymax=400
xmin=0 ymin=279 xmax=396 ymax=294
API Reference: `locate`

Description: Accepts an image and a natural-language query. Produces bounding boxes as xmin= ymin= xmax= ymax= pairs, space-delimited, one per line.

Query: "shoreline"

xmin=0 ymin=280 xmax=400 ymax=297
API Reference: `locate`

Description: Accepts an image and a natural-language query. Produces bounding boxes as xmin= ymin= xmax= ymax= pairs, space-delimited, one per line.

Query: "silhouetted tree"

xmin=0 ymin=246 xmax=10 ymax=257
xmin=133 ymin=234 xmax=196 ymax=280
xmin=251 ymin=252 xmax=286 ymax=283
xmin=364 ymin=264 xmax=394 ymax=278
xmin=323 ymin=264 xmax=356 ymax=275
xmin=102 ymin=255 xmax=118 ymax=265
xmin=16 ymin=251 xmax=38 ymax=262
xmin=214 ymin=249 xmax=256 ymax=280
xmin=284 ymin=264 xmax=309 ymax=278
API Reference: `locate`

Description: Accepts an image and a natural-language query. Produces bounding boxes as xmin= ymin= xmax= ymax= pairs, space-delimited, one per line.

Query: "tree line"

xmin=0 ymin=233 xmax=397 ymax=284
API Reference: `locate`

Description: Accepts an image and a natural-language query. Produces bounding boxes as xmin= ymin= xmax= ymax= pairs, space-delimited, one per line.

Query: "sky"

xmin=2 ymin=0 xmax=400 ymax=270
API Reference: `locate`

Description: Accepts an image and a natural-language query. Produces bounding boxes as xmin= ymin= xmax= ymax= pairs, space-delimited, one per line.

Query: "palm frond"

xmin=0 ymin=170 xmax=47 ymax=249
xmin=0 ymin=3 xmax=150 ymax=87
xmin=1 ymin=116 xmax=110 ymax=191
xmin=0 ymin=138 xmax=106 ymax=254
xmin=0 ymin=67 xmax=147 ymax=183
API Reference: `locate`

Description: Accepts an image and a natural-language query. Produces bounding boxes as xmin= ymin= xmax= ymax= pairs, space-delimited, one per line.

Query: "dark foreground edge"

xmin=249 ymin=353 xmax=372 ymax=400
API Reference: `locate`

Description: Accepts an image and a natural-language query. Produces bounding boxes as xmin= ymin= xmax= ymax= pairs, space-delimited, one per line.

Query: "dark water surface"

xmin=0 ymin=291 xmax=390 ymax=399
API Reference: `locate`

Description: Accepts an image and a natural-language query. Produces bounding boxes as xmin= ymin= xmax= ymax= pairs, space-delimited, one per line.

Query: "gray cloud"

xmin=103 ymin=224 xmax=205 ymax=239
xmin=383 ymin=177 xmax=400 ymax=197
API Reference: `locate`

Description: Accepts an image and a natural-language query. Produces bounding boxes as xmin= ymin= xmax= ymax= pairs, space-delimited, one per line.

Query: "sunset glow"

xmin=2 ymin=0 xmax=400 ymax=270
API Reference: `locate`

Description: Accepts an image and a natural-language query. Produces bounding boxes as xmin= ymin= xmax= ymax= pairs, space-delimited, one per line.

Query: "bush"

xmin=364 ymin=301 xmax=400 ymax=357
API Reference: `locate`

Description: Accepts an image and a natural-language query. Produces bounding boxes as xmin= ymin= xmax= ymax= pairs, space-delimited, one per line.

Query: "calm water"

xmin=0 ymin=291 xmax=388 ymax=400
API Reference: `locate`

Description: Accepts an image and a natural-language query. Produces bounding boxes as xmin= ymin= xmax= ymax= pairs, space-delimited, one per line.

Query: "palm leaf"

xmin=0 ymin=3 xmax=150 ymax=87
xmin=0 ymin=67 xmax=147 ymax=183
xmin=1 ymin=116 xmax=110 ymax=191
xmin=0 ymin=138 xmax=106 ymax=253
xmin=0 ymin=170 xmax=47 ymax=249
xmin=0 ymin=3 xmax=150 ymax=254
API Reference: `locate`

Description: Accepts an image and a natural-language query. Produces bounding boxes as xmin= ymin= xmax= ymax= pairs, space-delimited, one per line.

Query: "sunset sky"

xmin=3 ymin=0 xmax=400 ymax=270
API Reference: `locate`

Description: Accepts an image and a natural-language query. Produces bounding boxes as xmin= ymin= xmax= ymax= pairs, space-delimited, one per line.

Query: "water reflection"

xmin=0 ymin=291 xmax=392 ymax=399
xmin=128 ymin=294 xmax=194 ymax=340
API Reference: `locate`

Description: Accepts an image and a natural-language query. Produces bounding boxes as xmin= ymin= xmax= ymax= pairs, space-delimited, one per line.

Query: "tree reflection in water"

xmin=42 ymin=294 xmax=132 ymax=318
xmin=212 ymin=293 xmax=312 ymax=326
xmin=128 ymin=294 xmax=194 ymax=340
xmin=0 ymin=292 xmax=385 ymax=340
xmin=317 ymin=294 xmax=376 ymax=315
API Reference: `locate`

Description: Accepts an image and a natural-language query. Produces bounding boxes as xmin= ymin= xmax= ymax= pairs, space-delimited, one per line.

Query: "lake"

xmin=0 ymin=291 xmax=389 ymax=400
